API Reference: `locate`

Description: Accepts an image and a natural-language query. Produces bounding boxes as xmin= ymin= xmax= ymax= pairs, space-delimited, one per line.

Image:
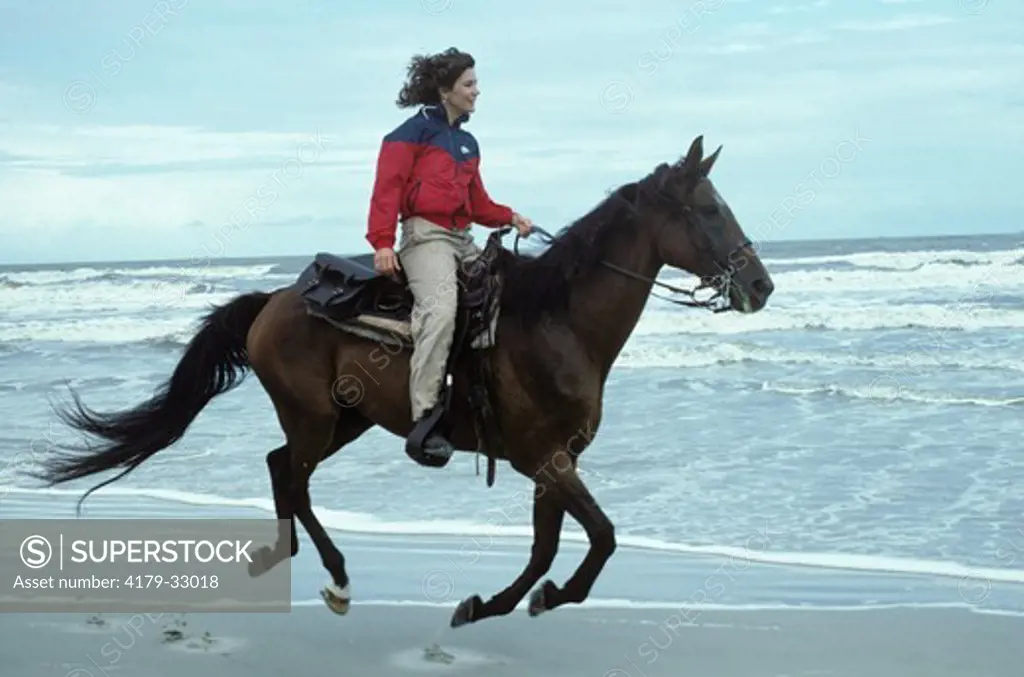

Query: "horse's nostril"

xmin=752 ymin=278 xmax=773 ymax=296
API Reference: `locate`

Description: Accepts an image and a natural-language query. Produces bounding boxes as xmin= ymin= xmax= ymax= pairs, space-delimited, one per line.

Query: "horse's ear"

xmin=698 ymin=144 xmax=722 ymax=176
xmin=681 ymin=135 xmax=704 ymax=175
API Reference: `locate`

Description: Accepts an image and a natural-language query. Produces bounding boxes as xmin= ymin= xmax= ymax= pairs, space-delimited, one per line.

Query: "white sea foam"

xmin=0 ymin=279 xmax=239 ymax=318
xmin=661 ymin=247 xmax=1024 ymax=300
xmin=0 ymin=315 xmax=204 ymax=344
xmin=5 ymin=292 xmax=1023 ymax=345
xmin=3 ymin=247 xmax=1023 ymax=344
xmin=633 ymin=302 xmax=1024 ymax=336
xmin=4 ymin=486 xmax=1024 ymax=587
xmin=762 ymin=247 xmax=1024 ymax=271
xmin=0 ymin=263 xmax=277 ymax=287
xmin=766 ymin=261 xmax=1023 ymax=294
xmin=760 ymin=380 xmax=1024 ymax=408
xmin=616 ymin=342 xmax=1024 ymax=373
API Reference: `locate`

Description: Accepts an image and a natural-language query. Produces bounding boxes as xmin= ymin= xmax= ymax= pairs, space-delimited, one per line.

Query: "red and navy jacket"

xmin=365 ymin=104 xmax=514 ymax=251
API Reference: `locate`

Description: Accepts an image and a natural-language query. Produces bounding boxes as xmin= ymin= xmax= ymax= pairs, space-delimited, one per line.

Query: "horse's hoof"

xmin=247 ymin=546 xmax=274 ymax=577
xmin=450 ymin=594 xmax=482 ymax=628
xmin=528 ymin=580 xmax=554 ymax=617
xmin=320 ymin=583 xmax=351 ymax=615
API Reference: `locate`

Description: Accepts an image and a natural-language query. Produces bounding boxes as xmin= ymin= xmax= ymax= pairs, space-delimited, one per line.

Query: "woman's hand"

xmin=374 ymin=247 xmax=401 ymax=276
xmin=511 ymin=212 xmax=534 ymax=237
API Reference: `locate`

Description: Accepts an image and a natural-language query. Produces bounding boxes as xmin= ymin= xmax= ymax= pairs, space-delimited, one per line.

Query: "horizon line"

xmin=2 ymin=228 xmax=1021 ymax=270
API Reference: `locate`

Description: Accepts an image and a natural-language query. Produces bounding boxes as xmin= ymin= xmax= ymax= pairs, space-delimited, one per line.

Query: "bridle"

xmin=506 ymin=170 xmax=750 ymax=313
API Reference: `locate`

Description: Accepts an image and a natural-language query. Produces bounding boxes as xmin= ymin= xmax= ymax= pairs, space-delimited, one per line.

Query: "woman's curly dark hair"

xmin=396 ymin=47 xmax=475 ymax=108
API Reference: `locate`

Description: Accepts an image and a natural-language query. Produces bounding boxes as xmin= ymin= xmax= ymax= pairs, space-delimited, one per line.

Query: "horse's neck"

xmin=566 ymin=227 xmax=662 ymax=377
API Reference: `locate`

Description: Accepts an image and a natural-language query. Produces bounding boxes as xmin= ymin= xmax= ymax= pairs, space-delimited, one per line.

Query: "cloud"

xmin=0 ymin=0 xmax=1021 ymax=263
xmin=769 ymin=1 xmax=829 ymax=14
xmin=0 ymin=122 xmax=345 ymax=169
xmin=3 ymin=41 xmax=1020 ymax=246
xmin=700 ymin=42 xmax=767 ymax=55
xmin=0 ymin=118 xmax=357 ymax=236
xmin=835 ymin=14 xmax=956 ymax=32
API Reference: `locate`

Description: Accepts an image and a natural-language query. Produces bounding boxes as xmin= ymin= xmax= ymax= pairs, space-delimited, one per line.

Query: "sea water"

xmin=2 ymin=231 xmax=1023 ymax=615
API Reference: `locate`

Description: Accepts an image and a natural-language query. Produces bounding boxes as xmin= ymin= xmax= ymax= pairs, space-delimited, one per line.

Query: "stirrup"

xmin=405 ymin=399 xmax=452 ymax=469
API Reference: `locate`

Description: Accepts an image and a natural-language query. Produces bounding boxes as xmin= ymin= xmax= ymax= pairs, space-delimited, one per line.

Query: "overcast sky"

xmin=0 ymin=0 xmax=1020 ymax=264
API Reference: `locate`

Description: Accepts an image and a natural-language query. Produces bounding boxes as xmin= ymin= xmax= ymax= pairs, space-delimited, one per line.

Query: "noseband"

xmin=508 ymin=176 xmax=748 ymax=313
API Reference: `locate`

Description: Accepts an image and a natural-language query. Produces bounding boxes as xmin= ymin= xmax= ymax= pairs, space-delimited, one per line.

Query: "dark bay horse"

xmin=32 ymin=135 xmax=774 ymax=628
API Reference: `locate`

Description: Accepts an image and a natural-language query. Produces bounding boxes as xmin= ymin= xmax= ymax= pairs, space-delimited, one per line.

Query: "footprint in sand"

xmin=38 ymin=613 xmax=136 ymax=635
xmin=161 ymin=625 xmax=245 ymax=655
xmin=388 ymin=645 xmax=510 ymax=672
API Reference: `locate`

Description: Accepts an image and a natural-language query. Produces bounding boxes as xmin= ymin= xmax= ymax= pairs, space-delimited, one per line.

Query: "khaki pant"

xmin=397 ymin=216 xmax=481 ymax=421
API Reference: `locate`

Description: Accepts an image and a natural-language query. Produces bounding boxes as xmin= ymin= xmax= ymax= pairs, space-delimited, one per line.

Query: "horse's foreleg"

xmin=450 ymin=475 xmax=565 ymax=627
xmin=527 ymin=453 xmax=616 ymax=615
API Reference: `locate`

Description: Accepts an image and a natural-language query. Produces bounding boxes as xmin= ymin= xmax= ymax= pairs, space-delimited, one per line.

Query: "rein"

xmin=507 ymin=225 xmax=734 ymax=313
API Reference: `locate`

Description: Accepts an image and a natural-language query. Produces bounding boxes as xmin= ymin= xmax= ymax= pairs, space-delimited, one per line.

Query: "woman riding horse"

xmin=366 ymin=47 xmax=534 ymax=460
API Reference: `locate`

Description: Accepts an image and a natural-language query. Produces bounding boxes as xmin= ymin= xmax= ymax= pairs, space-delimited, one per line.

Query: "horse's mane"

xmin=497 ymin=180 xmax=641 ymax=327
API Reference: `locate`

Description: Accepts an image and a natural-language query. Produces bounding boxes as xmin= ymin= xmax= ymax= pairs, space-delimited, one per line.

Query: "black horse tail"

xmin=32 ymin=291 xmax=273 ymax=509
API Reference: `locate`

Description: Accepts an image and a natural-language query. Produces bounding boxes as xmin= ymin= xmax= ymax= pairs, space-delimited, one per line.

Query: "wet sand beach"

xmin=4 ymin=604 xmax=1022 ymax=677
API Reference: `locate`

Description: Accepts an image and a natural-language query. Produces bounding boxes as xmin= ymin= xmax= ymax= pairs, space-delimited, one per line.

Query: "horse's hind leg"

xmin=287 ymin=410 xmax=373 ymax=614
xmin=266 ymin=446 xmax=298 ymax=556
xmin=248 ymin=414 xmax=372 ymax=583
xmin=246 ymin=445 xmax=297 ymax=577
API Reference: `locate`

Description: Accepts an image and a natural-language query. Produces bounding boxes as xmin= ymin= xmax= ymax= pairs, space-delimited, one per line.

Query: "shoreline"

xmin=3 ymin=487 xmax=1024 ymax=617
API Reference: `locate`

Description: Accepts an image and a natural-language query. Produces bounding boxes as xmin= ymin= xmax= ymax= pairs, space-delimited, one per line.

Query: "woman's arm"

xmin=366 ymin=133 xmax=417 ymax=251
xmin=468 ymin=157 xmax=514 ymax=227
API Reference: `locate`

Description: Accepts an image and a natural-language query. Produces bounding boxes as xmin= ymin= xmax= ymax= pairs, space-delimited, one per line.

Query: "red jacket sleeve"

xmin=366 ymin=138 xmax=417 ymax=250
xmin=468 ymin=158 xmax=514 ymax=227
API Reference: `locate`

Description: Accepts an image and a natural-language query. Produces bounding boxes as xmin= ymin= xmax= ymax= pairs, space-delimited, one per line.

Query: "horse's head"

xmin=640 ymin=135 xmax=773 ymax=313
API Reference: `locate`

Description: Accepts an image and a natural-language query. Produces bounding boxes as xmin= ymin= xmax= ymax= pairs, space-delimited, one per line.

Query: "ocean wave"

xmin=16 ymin=331 xmax=1020 ymax=383
xmin=0 ymin=375 xmax=138 ymax=394
xmin=0 ymin=279 xmax=238 ymax=318
xmin=6 ymin=298 xmax=1024 ymax=345
xmin=1 ymin=270 xmax=222 ymax=290
xmin=635 ymin=302 xmax=1024 ymax=335
xmin=4 ymin=485 xmax=1024 ymax=587
xmin=0 ymin=316 xmax=202 ymax=344
xmin=0 ymin=263 xmax=278 ymax=288
xmin=760 ymin=380 xmax=1024 ymax=408
xmin=770 ymin=262 xmax=1022 ymax=294
xmin=268 ymin=261 xmax=308 ymax=276
xmin=761 ymin=246 xmax=1024 ymax=271
xmin=4 ymin=244 xmax=1024 ymax=344
xmin=3 ymin=245 xmax=1020 ymax=296
xmin=657 ymin=259 xmax=1023 ymax=297
xmin=617 ymin=342 xmax=1024 ymax=373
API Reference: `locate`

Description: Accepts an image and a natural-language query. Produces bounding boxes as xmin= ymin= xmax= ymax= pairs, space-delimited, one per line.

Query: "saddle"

xmin=292 ymin=229 xmax=510 ymax=486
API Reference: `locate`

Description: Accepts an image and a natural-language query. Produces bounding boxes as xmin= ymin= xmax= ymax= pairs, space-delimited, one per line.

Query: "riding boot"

xmin=412 ymin=399 xmax=454 ymax=461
